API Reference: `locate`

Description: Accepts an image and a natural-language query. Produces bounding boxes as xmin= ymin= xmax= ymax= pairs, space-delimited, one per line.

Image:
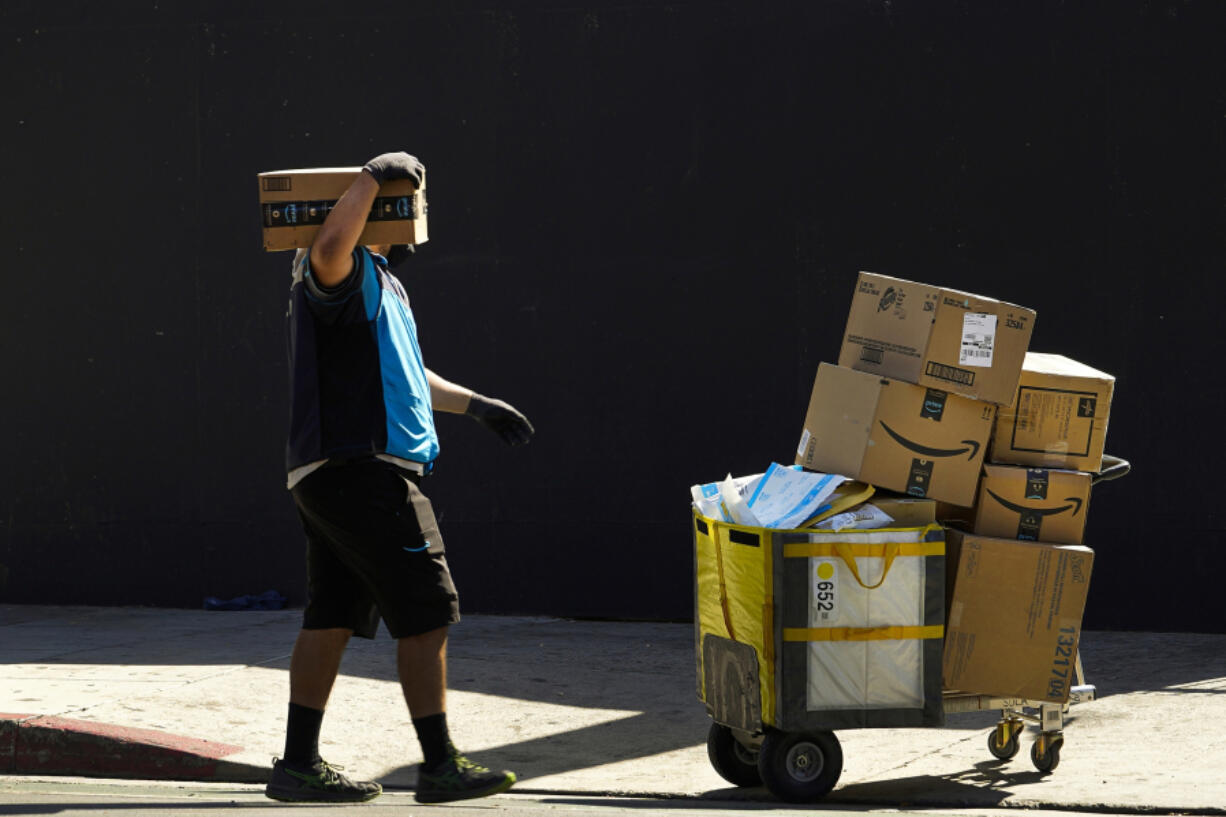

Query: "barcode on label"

xmin=860 ymin=346 xmax=884 ymax=364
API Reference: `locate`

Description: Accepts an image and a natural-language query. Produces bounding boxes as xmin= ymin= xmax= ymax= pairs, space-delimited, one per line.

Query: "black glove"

xmin=363 ymin=151 xmax=424 ymax=187
xmin=466 ymin=393 xmax=534 ymax=446
xmin=385 ymin=244 xmax=415 ymax=268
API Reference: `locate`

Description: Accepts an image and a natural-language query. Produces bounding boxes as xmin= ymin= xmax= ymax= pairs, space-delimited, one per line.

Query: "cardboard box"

xmin=934 ymin=500 xmax=975 ymax=530
xmin=870 ymin=493 xmax=938 ymax=527
xmin=943 ymin=532 xmax=1093 ymax=703
xmin=991 ymin=353 xmax=1115 ymax=473
xmin=258 ymin=167 xmax=427 ymax=252
xmin=838 ymin=272 xmax=1036 ymax=405
xmin=795 ymin=363 xmax=995 ymax=506
xmin=973 ymin=463 xmax=1092 ymax=545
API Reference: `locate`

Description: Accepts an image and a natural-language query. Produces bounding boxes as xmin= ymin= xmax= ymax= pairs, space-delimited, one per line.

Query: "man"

xmin=265 ymin=151 xmax=534 ymax=805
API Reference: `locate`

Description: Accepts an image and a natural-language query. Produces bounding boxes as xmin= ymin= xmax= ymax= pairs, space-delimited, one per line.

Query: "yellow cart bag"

xmin=695 ymin=513 xmax=945 ymax=732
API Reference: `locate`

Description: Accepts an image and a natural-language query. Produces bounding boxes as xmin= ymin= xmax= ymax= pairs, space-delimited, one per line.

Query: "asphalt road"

xmin=0 ymin=777 xmax=1151 ymax=817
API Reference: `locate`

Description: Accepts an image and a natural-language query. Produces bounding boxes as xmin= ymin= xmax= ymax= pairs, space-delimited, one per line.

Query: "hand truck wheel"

xmin=706 ymin=723 xmax=762 ymax=787
xmin=987 ymin=719 xmax=1022 ymax=760
xmin=1030 ymin=733 xmax=1063 ymax=773
xmin=757 ymin=729 xmax=843 ymax=802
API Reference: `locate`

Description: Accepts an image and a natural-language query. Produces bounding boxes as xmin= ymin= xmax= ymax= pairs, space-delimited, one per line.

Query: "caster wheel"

xmin=706 ymin=723 xmax=762 ymax=787
xmin=987 ymin=723 xmax=1021 ymax=760
xmin=1031 ymin=734 xmax=1063 ymax=773
xmin=757 ymin=729 xmax=843 ymax=802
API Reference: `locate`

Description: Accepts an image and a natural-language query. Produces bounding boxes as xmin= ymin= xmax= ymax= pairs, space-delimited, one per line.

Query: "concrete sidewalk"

xmin=1 ymin=604 xmax=1224 ymax=813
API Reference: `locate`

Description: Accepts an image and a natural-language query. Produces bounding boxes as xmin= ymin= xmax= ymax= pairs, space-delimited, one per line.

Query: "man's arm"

xmin=309 ymin=152 xmax=425 ymax=288
xmin=427 ymin=369 xmax=475 ymax=414
xmin=427 ymin=369 xmax=535 ymax=446
xmin=309 ymin=172 xmax=381 ymax=288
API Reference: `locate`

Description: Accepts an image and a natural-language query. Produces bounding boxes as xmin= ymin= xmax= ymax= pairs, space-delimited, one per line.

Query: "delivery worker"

xmin=265 ymin=151 xmax=534 ymax=805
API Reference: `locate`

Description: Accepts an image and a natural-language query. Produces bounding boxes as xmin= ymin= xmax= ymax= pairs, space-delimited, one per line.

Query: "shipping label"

xmin=1009 ymin=388 xmax=1095 ymax=457
xmin=960 ymin=313 xmax=997 ymax=367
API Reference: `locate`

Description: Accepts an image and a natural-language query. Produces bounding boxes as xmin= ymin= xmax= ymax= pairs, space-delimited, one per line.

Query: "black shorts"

xmin=291 ymin=459 xmax=460 ymax=639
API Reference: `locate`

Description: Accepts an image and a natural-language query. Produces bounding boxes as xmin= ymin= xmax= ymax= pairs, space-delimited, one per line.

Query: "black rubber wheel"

xmin=1030 ymin=735 xmax=1062 ymax=773
xmin=987 ymin=725 xmax=1021 ymax=760
xmin=757 ymin=729 xmax=843 ymax=803
xmin=706 ymin=723 xmax=762 ymax=787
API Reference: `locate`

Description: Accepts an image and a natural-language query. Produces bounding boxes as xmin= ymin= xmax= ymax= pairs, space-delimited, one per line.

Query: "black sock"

xmin=412 ymin=713 xmax=452 ymax=768
xmin=283 ymin=702 xmax=325 ymax=766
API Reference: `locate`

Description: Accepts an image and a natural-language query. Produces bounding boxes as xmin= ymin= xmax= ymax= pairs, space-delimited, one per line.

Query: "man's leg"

xmin=279 ymin=627 xmax=351 ymax=770
xmin=291 ymin=627 xmax=352 ymax=710
xmin=400 ymin=626 xmax=451 ymax=772
xmin=266 ymin=625 xmax=381 ymax=803
xmin=398 ymin=625 xmax=447 ymax=718
xmin=403 ymin=626 xmax=515 ymax=804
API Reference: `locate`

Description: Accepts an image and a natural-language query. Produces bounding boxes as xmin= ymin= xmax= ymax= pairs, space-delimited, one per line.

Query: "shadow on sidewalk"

xmin=540 ymin=761 xmax=1028 ymax=809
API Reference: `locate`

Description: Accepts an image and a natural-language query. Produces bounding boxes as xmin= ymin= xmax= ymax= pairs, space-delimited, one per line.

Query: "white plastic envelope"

xmin=691 ymin=472 xmax=764 ymax=524
xmin=745 ymin=463 xmax=848 ymax=530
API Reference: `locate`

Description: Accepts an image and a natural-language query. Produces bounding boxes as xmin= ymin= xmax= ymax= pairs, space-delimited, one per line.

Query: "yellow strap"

xmin=782 ymin=541 xmax=945 ymax=558
xmin=762 ymin=599 xmax=774 ymax=664
xmin=711 ymin=525 xmax=736 ymax=641
xmin=837 ymin=541 xmax=896 ymax=589
xmin=783 ymin=625 xmax=944 ymax=642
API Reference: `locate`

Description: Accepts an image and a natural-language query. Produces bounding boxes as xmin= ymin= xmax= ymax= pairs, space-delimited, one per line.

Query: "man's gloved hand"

xmin=466 ymin=394 xmax=534 ymax=446
xmin=385 ymin=244 xmax=415 ymax=268
xmin=363 ymin=152 xmax=425 ymax=187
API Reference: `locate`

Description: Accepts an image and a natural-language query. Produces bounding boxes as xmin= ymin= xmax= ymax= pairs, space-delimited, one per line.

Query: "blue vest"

xmin=286 ymin=247 xmax=439 ymax=473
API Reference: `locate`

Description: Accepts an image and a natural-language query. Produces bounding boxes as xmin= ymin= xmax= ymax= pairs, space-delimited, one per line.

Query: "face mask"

xmin=385 ymin=244 xmax=415 ymax=269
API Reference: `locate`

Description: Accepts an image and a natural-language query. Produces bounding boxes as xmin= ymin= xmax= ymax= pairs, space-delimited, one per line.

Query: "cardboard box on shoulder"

xmin=795 ymin=363 xmax=995 ymax=506
xmin=991 ymin=353 xmax=1115 ymax=473
xmin=258 ymin=167 xmax=428 ymax=252
xmin=838 ymin=272 xmax=1036 ymax=406
xmin=973 ymin=463 xmax=1092 ymax=545
xmin=943 ymin=531 xmax=1094 ymax=703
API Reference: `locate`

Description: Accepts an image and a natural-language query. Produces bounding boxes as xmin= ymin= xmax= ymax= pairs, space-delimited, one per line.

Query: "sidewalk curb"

xmin=0 ymin=713 xmax=268 ymax=783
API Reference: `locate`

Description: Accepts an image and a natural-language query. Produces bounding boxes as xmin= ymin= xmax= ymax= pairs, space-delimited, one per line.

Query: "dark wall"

xmin=2 ymin=1 xmax=1223 ymax=631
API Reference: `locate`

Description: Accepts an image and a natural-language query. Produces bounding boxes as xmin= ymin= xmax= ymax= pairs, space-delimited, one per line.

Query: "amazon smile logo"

xmin=986 ymin=490 xmax=1084 ymax=518
xmin=879 ymin=422 xmax=981 ymax=460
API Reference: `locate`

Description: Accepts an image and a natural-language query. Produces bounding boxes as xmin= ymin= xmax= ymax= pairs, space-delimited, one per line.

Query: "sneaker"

xmin=265 ymin=757 xmax=383 ymax=803
xmin=415 ymin=751 xmax=516 ymax=804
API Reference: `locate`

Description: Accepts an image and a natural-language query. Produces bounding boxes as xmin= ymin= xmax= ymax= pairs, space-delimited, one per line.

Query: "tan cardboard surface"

xmin=838 ymin=272 xmax=1036 ymax=405
xmin=258 ymin=167 xmax=427 ymax=251
xmin=796 ymin=363 xmax=882 ymax=479
xmin=796 ymin=364 xmax=994 ymax=506
xmin=973 ymin=463 xmax=1092 ymax=545
xmin=991 ymin=352 xmax=1115 ymax=473
xmin=870 ymin=494 xmax=937 ymax=527
xmin=943 ymin=533 xmax=1094 ymax=703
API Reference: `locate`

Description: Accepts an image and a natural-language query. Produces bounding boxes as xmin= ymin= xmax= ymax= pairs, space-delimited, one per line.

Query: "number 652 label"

xmin=812 ymin=559 xmax=838 ymax=621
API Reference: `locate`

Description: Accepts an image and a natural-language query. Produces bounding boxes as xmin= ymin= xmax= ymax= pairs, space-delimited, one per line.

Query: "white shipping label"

xmin=812 ymin=559 xmax=839 ymax=622
xmin=960 ymin=313 xmax=997 ymax=367
xmin=797 ymin=428 xmax=812 ymax=458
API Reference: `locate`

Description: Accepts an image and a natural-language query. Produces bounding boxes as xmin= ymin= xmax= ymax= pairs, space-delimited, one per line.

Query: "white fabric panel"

xmin=807 ymin=642 xmax=868 ymax=709
xmin=864 ymin=637 xmax=924 ymax=708
xmin=804 ymin=528 xmax=930 ymax=711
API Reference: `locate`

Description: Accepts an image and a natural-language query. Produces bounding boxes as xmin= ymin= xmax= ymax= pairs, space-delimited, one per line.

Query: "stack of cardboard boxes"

xmin=794 ymin=272 xmax=1116 ymax=704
